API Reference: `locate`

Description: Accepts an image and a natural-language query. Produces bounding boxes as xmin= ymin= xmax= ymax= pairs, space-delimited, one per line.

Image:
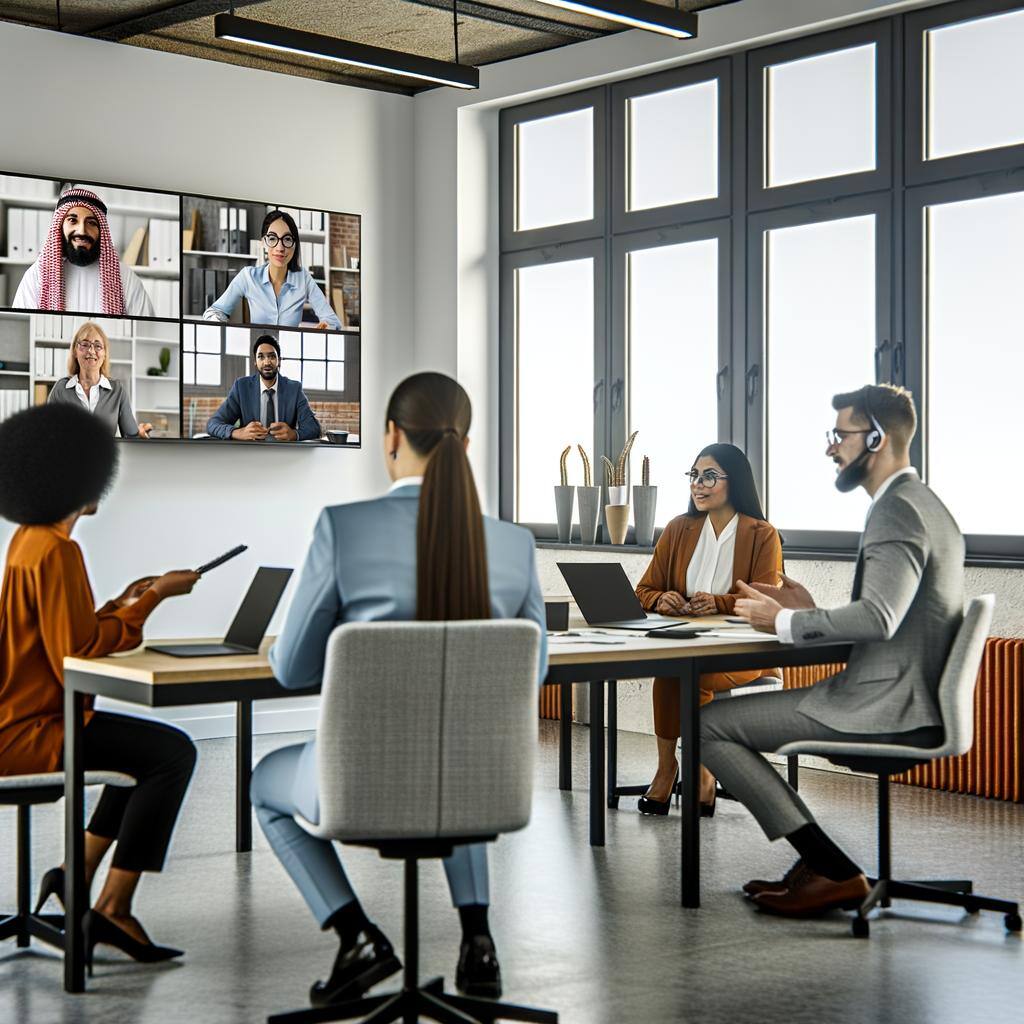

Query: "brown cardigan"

xmin=635 ymin=512 xmax=783 ymax=614
xmin=0 ymin=525 xmax=159 ymax=775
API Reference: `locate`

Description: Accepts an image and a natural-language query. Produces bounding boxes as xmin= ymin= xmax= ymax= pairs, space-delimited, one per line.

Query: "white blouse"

xmin=685 ymin=514 xmax=738 ymax=598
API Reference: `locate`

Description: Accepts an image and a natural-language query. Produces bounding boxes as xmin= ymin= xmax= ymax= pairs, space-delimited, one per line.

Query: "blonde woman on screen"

xmin=47 ymin=322 xmax=151 ymax=438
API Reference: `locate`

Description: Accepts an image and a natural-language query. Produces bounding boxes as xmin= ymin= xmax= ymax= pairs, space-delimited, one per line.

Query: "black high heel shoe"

xmin=34 ymin=866 xmax=66 ymax=914
xmin=637 ymin=768 xmax=679 ymax=816
xmin=84 ymin=910 xmax=183 ymax=975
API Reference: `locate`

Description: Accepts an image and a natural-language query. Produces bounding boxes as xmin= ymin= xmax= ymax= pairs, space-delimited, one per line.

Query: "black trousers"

xmin=74 ymin=711 xmax=197 ymax=872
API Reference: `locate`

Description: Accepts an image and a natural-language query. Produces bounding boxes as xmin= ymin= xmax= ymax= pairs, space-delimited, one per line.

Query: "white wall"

xmin=0 ymin=21 xmax=416 ymax=735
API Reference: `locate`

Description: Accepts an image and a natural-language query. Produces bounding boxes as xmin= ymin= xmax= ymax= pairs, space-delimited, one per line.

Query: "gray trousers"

xmin=701 ymin=689 xmax=941 ymax=842
xmin=251 ymin=741 xmax=489 ymax=927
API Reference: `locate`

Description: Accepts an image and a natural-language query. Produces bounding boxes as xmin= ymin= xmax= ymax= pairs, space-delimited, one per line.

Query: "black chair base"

xmin=0 ymin=911 xmax=64 ymax=951
xmin=269 ymin=976 xmax=558 ymax=1024
xmin=269 ymin=856 xmax=558 ymax=1024
xmin=851 ymin=877 xmax=1022 ymax=938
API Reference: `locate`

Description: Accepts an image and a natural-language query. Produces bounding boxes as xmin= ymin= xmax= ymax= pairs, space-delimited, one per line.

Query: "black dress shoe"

xmin=638 ymin=768 xmax=678 ymax=817
xmin=35 ymin=866 xmax=66 ymax=914
xmin=310 ymin=925 xmax=401 ymax=1008
xmin=456 ymin=934 xmax=502 ymax=998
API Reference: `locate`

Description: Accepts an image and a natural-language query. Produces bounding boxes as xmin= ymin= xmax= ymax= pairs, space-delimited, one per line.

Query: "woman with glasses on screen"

xmin=249 ymin=372 xmax=547 ymax=1010
xmin=202 ymin=209 xmax=342 ymax=329
xmin=634 ymin=443 xmax=783 ymax=817
xmin=48 ymin=321 xmax=151 ymax=438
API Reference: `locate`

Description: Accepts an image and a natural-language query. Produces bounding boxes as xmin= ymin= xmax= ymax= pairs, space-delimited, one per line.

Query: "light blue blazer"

xmin=270 ymin=484 xmax=548 ymax=691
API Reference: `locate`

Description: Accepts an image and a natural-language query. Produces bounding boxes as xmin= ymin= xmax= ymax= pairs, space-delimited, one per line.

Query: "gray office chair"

xmin=777 ymin=595 xmax=1021 ymax=938
xmin=268 ymin=620 xmax=558 ymax=1024
xmin=0 ymin=770 xmax=135 ymax=951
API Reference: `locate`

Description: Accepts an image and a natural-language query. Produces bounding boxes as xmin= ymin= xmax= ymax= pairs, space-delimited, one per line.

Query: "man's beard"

xmin=63 ymin=234 xmax=100 ymax=267
xmin=834 ymin=451 xmax=870 ymax=493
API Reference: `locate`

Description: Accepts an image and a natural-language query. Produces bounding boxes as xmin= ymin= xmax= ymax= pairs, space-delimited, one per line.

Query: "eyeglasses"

xmin=263 ymin=233 xmax=296 ymax=249
xmin=75 ymin=341 xmax=104 ymax=352
xmin=825 ymin=428 xmax=870 ymax=447
xmin=687 ymin=470 xmax=728 ymax=488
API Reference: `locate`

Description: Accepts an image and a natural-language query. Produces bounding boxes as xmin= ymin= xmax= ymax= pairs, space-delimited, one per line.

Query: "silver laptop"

xmin=556 ymin=562 xmax=684 ymax=630
xmin=148 ymin=567 xmax=292 ymax=657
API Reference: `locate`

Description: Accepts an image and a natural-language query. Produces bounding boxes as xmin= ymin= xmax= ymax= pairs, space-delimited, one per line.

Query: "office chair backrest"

xmin=937 ymin=594 xmax=994 ymax=758
xmin=314 ymin=619 xmax=541 ymax=841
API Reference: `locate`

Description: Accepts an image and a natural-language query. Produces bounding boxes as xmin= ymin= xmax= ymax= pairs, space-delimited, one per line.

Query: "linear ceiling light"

xmin=214 ymin=12 xmax=480 ymax=90
xmin=531 ymin=1 xmax=697 ymax=39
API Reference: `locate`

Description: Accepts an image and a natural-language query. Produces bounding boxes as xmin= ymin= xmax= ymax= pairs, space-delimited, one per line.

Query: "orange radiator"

xmin=539 ymin=686 xmax=561 ymax=720
xmin=781 ymin=640 xmax=1024 ymax=803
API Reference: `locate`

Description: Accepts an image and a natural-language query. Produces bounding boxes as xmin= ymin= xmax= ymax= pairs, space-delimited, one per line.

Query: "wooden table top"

xmin=63 ymin=618 xmax=784 ymax=685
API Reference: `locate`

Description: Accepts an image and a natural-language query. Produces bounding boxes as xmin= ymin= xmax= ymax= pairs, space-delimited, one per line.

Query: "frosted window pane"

xmin=194 ymin=323 xmax=220 ymax=353
xmin=279 ymin=332 xmax=301 ymax=359
xmin=303 ymin=333 xmax=326 ymax=359
xmin=926 ymin=191 xmax=1024 ymax=534
xmin=327 ymin=362 xmax=344 ymax=392
xmin=766 ymin=216 xmax=875 ymax=530
xmin=628 ymin=239 xmax=719 ymax=524
xmin=183 ymin=326 xmax=196 ymax=353
xmin=183 ymin=359 xmax=194 ymax=385
xmin=326 ymin=334 xmax=345 ymax=360
xmin=281 ymin=359 xmax=301 ymax=380
xmin=628 ymin=80 xmax=718 ymax=211
xmin=225 ymin=327 xmax=249 ymax=357
xmin=766 ymin=44 xmax=876 ymax=187
xmin=303 ymin=362 xmax=326 ymax=390
xmin=926 ymin=9 xmax=1024 ymax=160
xmin=516 ymin=108 xmax=593 ymax=231
xmin=195 ymin=354 xmax=220 ymax=386
xmin=516 ymin=259 xmax=594 ymax=522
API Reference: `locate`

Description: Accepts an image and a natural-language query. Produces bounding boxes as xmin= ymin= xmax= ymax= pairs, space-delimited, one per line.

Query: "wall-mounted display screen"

xmin=0 ymin=171 xmax=361 ymax=447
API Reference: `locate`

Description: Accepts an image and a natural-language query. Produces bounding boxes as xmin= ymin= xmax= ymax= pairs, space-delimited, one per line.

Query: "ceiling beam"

xmin=401 ymin=0 xmax=611 ymax=41
xmin=86 ymin=2 xmax=269 ymax=42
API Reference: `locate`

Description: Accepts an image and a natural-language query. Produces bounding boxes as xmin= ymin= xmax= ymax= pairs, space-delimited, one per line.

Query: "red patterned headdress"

xmin=38 ymin=188 xmax=125 ymax=315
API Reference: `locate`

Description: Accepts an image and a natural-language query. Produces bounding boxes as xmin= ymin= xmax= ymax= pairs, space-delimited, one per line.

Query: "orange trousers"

xmin=652 ymin=670 xmax=766 ymax=740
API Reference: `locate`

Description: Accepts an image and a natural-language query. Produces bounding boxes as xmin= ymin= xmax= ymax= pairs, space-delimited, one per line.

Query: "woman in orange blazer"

xmin=634 ymin=443 xmax=782 ymax=817
xmin=0 ymin=404 xmax=199 ymax=966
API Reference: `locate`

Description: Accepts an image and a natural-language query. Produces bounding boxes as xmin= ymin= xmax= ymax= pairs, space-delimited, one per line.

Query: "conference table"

xmin=60 ymin=625 xmax=849 ymax=992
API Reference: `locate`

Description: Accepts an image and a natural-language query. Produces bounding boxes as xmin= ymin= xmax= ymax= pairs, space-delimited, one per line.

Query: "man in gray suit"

xmin=702 ymin=384 xmax=963 ymax=916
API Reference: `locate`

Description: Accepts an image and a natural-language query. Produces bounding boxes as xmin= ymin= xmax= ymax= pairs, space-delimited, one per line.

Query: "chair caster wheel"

xmin=851 ymin=916 xmax=870 ymax=938
xmin=964 ymin=900 xmax=980 ymax=915
xmin=1005 ymin=913 xmax=1022 ymax=933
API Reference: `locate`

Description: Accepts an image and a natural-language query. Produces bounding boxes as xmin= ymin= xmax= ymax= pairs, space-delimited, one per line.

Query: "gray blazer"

xmin=47 ymin=376 xmax=141 ymax=438
xmin=269 ymin=483 xmax=548 ymax=691
xmin=791 ymin=473 xmax=965 ymax=735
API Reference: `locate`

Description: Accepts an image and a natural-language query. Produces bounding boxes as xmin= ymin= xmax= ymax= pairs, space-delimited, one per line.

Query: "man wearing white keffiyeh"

xmin=12 ymin=187 xmax=155 ymax=317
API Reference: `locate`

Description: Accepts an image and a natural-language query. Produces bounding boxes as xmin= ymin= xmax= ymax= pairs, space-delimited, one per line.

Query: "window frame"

xmin=498 ymin=239 xmax=608 ymax=536
xmin=499 ymin=89 xmax=607 ymax=254
xmin=747 ymin=20 xmax=893 ymax=212
xmin=905 ymin=0 xmax=1024 ymax=186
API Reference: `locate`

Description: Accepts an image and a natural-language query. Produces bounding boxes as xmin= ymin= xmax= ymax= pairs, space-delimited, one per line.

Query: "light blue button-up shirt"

xmin=203 ymin=264 xmax=342 ymax=329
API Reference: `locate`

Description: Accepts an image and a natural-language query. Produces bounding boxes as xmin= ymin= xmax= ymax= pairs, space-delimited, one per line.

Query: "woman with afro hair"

xmin=0 ymin=403 xmax=199 ymax=966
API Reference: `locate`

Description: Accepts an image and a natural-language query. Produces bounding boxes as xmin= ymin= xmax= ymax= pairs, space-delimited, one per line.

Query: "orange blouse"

xmin=635 ymin=512 xmax=783 ymax=614
xmin=0 ymin=525 xmax=159 ymax=775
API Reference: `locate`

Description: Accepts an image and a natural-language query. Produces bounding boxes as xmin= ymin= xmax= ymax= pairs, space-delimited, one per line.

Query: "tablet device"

xmin=197 ymin=544 xmax=248 ymax=575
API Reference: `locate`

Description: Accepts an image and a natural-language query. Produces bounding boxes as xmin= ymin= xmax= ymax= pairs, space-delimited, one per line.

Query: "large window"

xmin=499 ymin=0 xmax=1024 ymax=563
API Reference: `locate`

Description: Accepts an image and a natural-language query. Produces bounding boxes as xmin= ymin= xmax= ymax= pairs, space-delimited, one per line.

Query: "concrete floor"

xmin=1 ymin=722 xmax=1022 ymax=1024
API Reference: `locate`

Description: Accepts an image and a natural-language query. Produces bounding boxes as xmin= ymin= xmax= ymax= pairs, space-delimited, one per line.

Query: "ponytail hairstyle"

xmin=385 ymin=372 xmax=490 ymax=621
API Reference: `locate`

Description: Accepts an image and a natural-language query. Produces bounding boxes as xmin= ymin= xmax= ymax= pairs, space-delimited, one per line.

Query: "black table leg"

xmin=64 ymin=683 xmax=87 ymax=992
xmin=236 ymin=699 xmax=253 ymax=853
xmin=607 ymin=682 xmax=618 ymax=809
xmin=558 ymin=684 xmax=572 ymax=792
xmin=679 ymin=662 xmax=700 ymax=908
xmin=589 ymin=681 xmax=605 ymax=847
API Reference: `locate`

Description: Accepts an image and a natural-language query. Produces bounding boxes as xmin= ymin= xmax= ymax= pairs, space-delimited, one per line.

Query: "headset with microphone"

xmin=834 ymin=390 xmax=886 ymax=492
xmin=863 ymin=391 xmax=886 ymax=453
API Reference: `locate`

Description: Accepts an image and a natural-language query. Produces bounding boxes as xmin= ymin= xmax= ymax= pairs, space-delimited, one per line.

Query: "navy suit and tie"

xmin=205 ymin=372 xmax=321 ymax=440
xmin=249 ymin=481 xmax=547 ymax=926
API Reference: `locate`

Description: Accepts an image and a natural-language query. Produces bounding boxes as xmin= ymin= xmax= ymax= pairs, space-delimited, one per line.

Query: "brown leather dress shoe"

xmin=742 ymin=859 xmax=806 ymax=898
xmin=753 ymin=868 xmax=870 ymax=918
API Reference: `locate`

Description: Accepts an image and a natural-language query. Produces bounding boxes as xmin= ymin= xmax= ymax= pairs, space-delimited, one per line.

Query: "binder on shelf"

xmin=33 ymin=382 xmax=48 ymax=406
xmin=203 ymin=268 xmax=219 ymax=308
xmin=123 ymin=226 xmax=147 ymax=267
xmin=238 ymin=209 xmax=248 ymax=256
xmin=229 ymin=207 xmax=238 ymax=254
xmin=331 ymin=287 xmax=348 ymax=328
xmin=299 ymin=209 xmax=312 ymax=231
xmin=218 ymin=207 xmax=229 ymax=252
xmin=148 ymin=219 xmax=162 ymax=267
xmin=23 ymin=210 xmax=39 ymax=259
xmin=189 ymin=267 xmax=204 ymax=315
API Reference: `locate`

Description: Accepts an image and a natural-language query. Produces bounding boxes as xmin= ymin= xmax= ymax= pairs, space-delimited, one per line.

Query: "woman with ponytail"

xmin=250 ymin=372 xmax=546 ymax=1010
